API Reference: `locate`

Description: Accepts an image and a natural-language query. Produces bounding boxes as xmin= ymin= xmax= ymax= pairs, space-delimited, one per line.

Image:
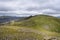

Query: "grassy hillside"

xmin=0 ymin=26 xmax=43 ymax=40
xmin=12 ymin=15 xmax=60 ymax=33
xmin=0 ymin=15 xmax=60 ymax=40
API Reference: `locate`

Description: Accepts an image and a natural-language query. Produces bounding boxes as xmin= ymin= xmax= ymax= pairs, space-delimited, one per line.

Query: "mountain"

xmin=0 ymin=16 xmax=26 ymax=23
xmin=19 ymin=15 xmax=60 ymax=33
xmin=0 ymin=15 xmax=60 ymax=40
xmin=57 ymin=16 xmax=60 ymax=18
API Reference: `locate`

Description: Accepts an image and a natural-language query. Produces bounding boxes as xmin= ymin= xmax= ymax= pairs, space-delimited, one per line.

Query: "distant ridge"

xmin=0 ymin=16 xmax=26 ymax=23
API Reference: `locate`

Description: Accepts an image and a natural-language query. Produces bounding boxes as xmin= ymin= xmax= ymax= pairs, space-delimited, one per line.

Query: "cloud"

xmin=0 ymin=0 xmax=16 ymax=1
xmin=0 ymin=0 xmax=60 ymax=16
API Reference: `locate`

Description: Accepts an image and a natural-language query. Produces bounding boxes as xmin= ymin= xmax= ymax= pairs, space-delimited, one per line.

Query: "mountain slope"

xmin=20 ymin=15 xmax=60 ymax=33
xmin=0 ymin=15 xmax=60 ymax=40
xmin=0 ymin=26 xmax=43 ymax=40
xmin=12 ymin=15 xmax=60 ymax=33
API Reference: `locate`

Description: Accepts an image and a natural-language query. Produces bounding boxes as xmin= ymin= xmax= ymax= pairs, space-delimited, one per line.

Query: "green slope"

xmin=0 ymin=15 xmax=60 ymax=40
xmin=0 ymin=26 xmax=43 ymax=40
xmin=12 ymin=15 xmax=60 ymax=33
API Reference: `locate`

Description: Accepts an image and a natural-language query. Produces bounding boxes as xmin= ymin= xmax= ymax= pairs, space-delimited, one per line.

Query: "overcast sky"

xmin=0 ymin=0 xmax=60 ymax=17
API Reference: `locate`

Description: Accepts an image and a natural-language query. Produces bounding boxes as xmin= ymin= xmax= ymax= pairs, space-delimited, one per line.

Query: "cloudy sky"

xmin=0 ymin=0 xmax=60 ymax=17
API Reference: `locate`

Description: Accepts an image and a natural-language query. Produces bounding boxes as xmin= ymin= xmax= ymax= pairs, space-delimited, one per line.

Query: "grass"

xmin=0 ymin=26 xmax=44 ymax=40
xmin=0 ymin=15 xmax=60 ymax=40
xmin=18 ymin=15 xmax=60 ymax=33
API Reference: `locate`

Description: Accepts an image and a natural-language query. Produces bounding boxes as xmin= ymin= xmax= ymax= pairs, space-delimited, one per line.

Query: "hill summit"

xmin=0 ymin=15 xmax=60 ymax=40
xmin=11 ymin=15 xmax=60 ymax=33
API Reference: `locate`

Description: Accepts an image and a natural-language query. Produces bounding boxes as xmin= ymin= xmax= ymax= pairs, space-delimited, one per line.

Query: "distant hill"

xmin=0 ymin=16 xmax=26 ymax=23
xmin=57 ymin=16 xmax=60 ymax=18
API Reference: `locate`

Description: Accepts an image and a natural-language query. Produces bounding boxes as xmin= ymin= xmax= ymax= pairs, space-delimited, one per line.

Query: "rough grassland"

xmin=0 ymin=15 xmax=60 ymax=40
